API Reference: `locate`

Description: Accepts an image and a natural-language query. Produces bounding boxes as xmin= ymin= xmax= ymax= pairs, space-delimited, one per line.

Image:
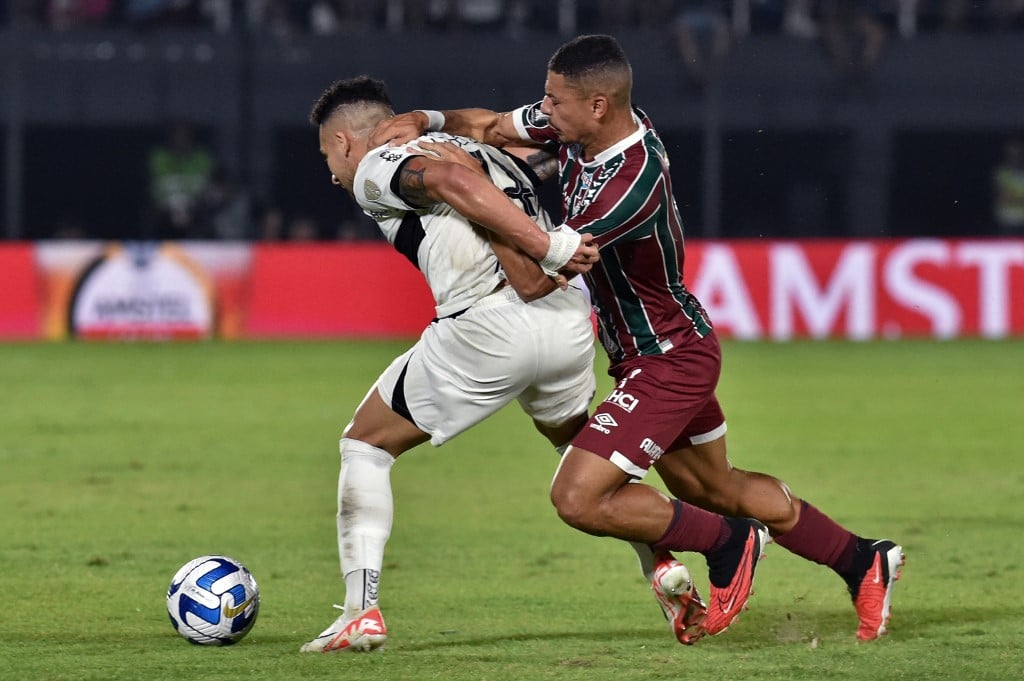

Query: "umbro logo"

xmin=589 ymin=412 xmax=618 ymax=435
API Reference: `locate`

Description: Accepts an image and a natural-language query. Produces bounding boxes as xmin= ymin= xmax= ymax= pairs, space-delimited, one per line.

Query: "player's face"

xmin=318 ymin=124 xmax=354 ymax=191
xmin=540 ymin=72 xmax=594 ymax=144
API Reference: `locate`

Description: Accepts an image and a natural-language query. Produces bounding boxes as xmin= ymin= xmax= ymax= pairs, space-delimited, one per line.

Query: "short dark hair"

xmin=310 ymin=76 xmax=392 ymax=126
xmin=547 ymin=35 xmax=630 ymax=79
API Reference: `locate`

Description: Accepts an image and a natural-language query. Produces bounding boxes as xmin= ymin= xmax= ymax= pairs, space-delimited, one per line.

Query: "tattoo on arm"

xmin=525 ymin=149 xmax=558 ymax=183
xmin=399 ymin=164 xmax=433 ymax=207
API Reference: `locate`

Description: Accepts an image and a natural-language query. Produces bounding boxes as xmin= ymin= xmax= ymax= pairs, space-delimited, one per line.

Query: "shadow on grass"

xmin=391 ymin=602 xmax=1022 ymax=653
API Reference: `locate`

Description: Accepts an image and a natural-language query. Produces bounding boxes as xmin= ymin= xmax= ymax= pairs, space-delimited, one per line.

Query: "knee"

xmin=549 ymin=481 xmax=600 ymax=533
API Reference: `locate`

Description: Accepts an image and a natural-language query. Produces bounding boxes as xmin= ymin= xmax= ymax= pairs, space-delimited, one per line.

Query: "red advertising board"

xmin=1 ymin=239 xmax=1021 ymax=341
xmin=243 ymin=243 xmax=434 ymax=337
xmin=0 ymin=243 xmax=41 ymax=339
xmin=687 ymin=239 xmax=1024 ymax=339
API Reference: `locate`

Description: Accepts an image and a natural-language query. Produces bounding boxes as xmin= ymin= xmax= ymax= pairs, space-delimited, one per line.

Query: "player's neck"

xmin=580 ymin=112 xmax=639 ymax=162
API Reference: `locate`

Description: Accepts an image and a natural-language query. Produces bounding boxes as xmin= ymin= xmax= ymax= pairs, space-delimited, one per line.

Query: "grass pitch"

xmin=1 ymin=339 xmax=1022 ymax=680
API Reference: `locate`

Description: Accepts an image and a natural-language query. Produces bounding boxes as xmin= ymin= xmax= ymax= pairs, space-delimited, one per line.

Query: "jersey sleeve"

xmin=353 ymin=144 xmax=421 ymax=212
xmin=510 ymin=102 xmax=561 ymax=145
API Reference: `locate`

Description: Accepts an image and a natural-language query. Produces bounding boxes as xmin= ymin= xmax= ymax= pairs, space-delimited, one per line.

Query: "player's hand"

xmin=370 ymin=112 xmax=428 ymax=148
xmin=562 ymin=232 xmax=599 ymax=274
xmin=412 ymin=140 xmax=485 ymax=176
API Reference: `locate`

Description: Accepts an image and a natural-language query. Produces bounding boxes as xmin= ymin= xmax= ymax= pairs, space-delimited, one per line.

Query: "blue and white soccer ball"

xmin=166 ymin=555 xmax=260 ymax=645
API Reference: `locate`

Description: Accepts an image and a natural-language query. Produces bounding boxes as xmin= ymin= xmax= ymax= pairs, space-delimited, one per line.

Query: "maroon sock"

xmin=652 ymin=499 xmax=730 ymax=555
xmin=774 ymin=501 xmax=859 ymax=575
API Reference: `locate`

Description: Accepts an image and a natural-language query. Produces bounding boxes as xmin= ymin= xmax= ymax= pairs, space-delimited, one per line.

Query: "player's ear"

xmin=330 ymin=129 xmax=351 ymax=157
xmin=592 ymin=95 xmax=609 ymax=119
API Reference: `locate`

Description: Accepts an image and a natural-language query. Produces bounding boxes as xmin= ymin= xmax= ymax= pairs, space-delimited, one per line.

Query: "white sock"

xmin=626 ymin=480 xmax=657 ymax=581
xmin=338 ymin=437 xmax=395 ymax=614
xmin=630 ymin=541 xmax=657 ymax=582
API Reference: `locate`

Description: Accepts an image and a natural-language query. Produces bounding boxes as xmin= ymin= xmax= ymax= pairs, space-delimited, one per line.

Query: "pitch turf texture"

xmin=2 ymin=339 xmax=1021 ymax=681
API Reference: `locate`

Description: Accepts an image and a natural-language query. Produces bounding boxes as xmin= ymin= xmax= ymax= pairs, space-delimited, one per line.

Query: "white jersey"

xmin=353 ymin=133 xmax=555 ymax=318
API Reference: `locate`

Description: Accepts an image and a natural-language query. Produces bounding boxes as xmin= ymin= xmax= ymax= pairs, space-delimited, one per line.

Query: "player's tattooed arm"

xmin=397 ymin=158 xmax=434 ymax=208
xmin=503 ymin=146 xmax=557 ymax=183
xmin=526 ymin=149 xmax=557 ymax=183
xmin=396 ymin=153 xmax=598 ymax=278
xmin=396 ymin=146 xmax=485 ymax=207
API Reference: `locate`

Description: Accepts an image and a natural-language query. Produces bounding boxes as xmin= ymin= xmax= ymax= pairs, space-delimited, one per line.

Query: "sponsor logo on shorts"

xmin=589 ymin=412 xmax=618 ymax=434
xmin=639 ymin=437 xmax=664 ymax=463
xmin=605 ymin=389 xmax=639 ymax=413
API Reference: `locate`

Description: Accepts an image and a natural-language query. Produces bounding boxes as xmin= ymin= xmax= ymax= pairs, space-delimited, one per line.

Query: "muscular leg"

xmin=551 ymin=443 xmax=770 ymax=641
xmin=536 ymin=415 xmax=667 ymax=596
xmin=345 ymin=387 xmax=430 ymax=457
xmin=654 ymin=435 xmax=801 ymax=535
xmin=654 ymin=434 xmax=860 ymax=579
xmin=550 ymin=445 xmax=728 ymax=552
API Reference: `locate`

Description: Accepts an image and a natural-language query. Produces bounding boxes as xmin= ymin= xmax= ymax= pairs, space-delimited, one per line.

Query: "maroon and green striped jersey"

xmin=512 ymin=102 xmax=713 ymax=364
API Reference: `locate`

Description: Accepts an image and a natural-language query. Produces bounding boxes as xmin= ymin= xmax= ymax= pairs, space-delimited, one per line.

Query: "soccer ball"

xmin=166 ymin=555 xmax=260 ymax=645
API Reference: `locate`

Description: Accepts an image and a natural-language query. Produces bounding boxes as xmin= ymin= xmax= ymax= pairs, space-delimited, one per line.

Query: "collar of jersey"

xmin=574 ymin=113 xmax=646 ymax=167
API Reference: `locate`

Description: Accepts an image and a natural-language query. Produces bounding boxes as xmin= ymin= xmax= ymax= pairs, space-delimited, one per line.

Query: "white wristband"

xmin=416 ymin=109 xmax=446 ymax=132
xmin=539 ymin=229 xmax=582 ymax=275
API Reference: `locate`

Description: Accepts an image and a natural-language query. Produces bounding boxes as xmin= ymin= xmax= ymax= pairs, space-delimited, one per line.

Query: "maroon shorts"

xmin=571 ymin=333 xmax=726 ymax=478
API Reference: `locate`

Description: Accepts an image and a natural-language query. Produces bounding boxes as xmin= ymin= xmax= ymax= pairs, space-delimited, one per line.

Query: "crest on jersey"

xmin=524 ymin=104 xmax=549 ymax=128
xmin=364 ymin=179 xmax=382 ymax=201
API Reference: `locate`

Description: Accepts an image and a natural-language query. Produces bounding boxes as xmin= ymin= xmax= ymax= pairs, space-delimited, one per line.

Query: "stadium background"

xmin=1 ymin=0 xmax=1022 ymax=340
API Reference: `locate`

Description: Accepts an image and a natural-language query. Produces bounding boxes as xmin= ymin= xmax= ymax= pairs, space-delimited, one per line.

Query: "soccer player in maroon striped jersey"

xmin=373 ymin=34 xmax=904 ymax=642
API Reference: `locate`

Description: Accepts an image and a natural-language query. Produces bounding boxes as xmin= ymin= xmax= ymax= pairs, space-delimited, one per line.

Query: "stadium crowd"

xmin=6 ymin=1 xmax=1024 ymax=37
xmin=4 ymin=1 xmax=1023 ymax=241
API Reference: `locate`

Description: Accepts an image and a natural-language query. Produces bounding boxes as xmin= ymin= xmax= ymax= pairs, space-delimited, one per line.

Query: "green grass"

xmin=1 ymin=339 xmax=1022 ymax=680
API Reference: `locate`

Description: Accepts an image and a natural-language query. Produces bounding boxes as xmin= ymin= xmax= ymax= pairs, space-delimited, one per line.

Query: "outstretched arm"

xmin=370 ymin=109 xmax=524 ymax=149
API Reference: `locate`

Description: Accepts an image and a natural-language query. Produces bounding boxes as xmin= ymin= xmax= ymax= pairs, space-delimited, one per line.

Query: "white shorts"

xmin=375 ymin=284 xmax=596 ymax=446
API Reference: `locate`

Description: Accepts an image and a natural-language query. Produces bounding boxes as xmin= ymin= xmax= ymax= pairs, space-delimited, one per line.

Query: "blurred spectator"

xmin=306 ymin=0 xmax=375 ymax=34
xmin=286 ymin=216 xmax=319 ymax=241
xmin=308 ymin=0 xmax=342 ymax=33
xmin=992 ymin=137 xmax=1024 ymax=234
xmin=257 ymin=205 xmax=286 ymax=241
xmin=335 ymin=214 xmax=383 ymax=241
xmin=936 ymin=0 xmax=971 ymax=30
xmin=990 ymin=0 xmax=1024 ymax=30
xmin=249 ymin=0 xmax=305 ymax=39
xmin=195 ymin=166 xmax=252 ymax=240
xmin=635 ymin=0 xmax=678 ymax=27
xmin=124 ymin=0 xmax=203 ymax=28
xmin=783 ymin=0 xmax=819 ymax=38
xmin=819 ymin=0 xmax=887 ymax=78
xmin=429 ymin=0 xmax=507 ymax=32
xmin=673 ymin=1 xmax=732 ymax=91
xmin=146 ymin=122 xmax=214 ymax=238
xmin=45 ymin=0 xmax=114 ymax=29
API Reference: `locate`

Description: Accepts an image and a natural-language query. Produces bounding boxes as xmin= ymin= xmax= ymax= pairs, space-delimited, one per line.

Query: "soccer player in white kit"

xmin=300 ymin=76 xmax=604 ymax=653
